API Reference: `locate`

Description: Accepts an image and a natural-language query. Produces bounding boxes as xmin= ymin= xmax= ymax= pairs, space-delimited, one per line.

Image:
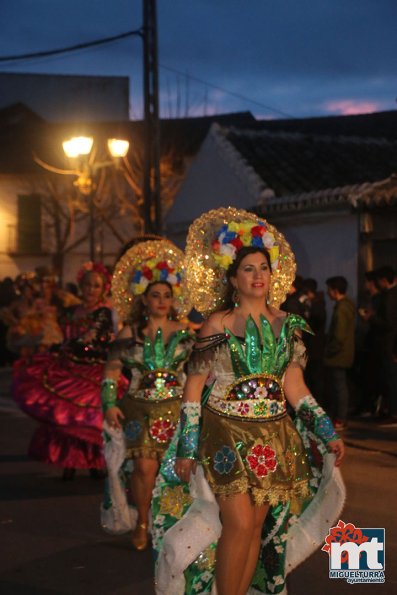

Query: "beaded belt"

xmin=207 ymin=373 xmax=286 ymax=420
xmin=134 ymin=368 xmax=180 ymax=401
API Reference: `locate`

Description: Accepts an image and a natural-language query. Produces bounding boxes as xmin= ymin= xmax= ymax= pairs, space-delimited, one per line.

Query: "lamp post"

xmin=62 ymin=136 xmax=129 ymax=261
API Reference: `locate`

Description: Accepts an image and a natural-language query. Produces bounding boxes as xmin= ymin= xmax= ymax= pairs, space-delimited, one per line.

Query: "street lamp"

xmin=62 ymin=136 xmax=129 ymax=261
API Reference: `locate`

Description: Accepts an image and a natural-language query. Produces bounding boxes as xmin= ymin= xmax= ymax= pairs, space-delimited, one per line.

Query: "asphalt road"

xmin=0 ymin=367 xmax=396 ymax=595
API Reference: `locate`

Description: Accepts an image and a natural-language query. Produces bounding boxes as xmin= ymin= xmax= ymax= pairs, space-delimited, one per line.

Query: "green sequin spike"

xmin=154 ymin=328 xmax=166 ymax=368
xmin=224 ymin=326 xmax=250 ymax=377
xmin=287 ymin=313 xmax=313 ymax=335
xmin=137 ymin=328 xmax=191 ymax=372
xmin=274 ymin=314 xmax=313 ymax=372
xmin=260 ymin=315 xmax=276 ymax=373
xmin=164 ymin=329 xmax=189 ymax=368
xmin=245 ymin=315 xmax=262 ymax=374
xmin=143 ymin=335 xmax=156 ymax=370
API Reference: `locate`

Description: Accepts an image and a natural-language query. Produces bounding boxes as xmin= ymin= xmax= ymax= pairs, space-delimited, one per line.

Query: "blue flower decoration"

xmin=269 ymin=401 xmax=279 ymax=415
xmin=222 ymin=231 xmax=237 ymax=244
xmin=213 ymin=445 xmax=237 ymax=475
xmin=252 ymin=236 xmax=263 ymax=247
xmin=132 ymin=270 xmax=142 ymax=283
xmin=124 ymin=420 xmax=142 ymax=441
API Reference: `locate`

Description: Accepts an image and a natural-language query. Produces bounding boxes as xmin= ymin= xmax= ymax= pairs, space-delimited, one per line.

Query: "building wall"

xmin=0 ymin=175 xmax=136 ymax=283
xmin=0 ymin=73 xmax=129 ymax=122
xmin=274 ymin=211 xmax=359 ymax=322
xmin=166 ymin=130 xmax=258 ymax=246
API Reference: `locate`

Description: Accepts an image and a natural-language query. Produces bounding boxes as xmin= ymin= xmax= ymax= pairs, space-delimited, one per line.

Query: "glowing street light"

xmin=62 ymin=136 xmax=130 ymax=259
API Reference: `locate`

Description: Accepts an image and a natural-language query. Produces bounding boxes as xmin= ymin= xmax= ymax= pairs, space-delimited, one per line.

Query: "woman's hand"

xmin=105 ymin=406 xmax=125 ymax=430
xmin=174 ymin=458 xmax=197 ymax=483
xmin=327 ymin=438 xmax=345 ymax=466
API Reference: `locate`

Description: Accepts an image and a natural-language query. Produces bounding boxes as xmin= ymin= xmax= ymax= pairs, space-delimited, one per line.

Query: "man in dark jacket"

xmin=368 ymin=267 xmax=397 ymax=424
xmin=324 ymin=276 xmax=356 ymax=430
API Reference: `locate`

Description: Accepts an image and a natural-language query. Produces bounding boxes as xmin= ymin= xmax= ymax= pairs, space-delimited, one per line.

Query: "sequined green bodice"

xmin=122 ymin=328 xmax=191 ymax=373
xmin=225 ymin=313 xmax=312 ymax=380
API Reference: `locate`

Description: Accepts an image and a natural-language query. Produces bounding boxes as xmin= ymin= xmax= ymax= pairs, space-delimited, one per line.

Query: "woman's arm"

xmin=174 ymin=316 xmax=220 ymax=481
xmin=284 ymin=363 xmax=345 ymax=466
xmin=102 ymin=325 xmax=132 ymax=428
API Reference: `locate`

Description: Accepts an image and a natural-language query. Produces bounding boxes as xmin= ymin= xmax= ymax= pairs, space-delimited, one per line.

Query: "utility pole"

xmin=142 ymin=0 xmax=162 ymax=234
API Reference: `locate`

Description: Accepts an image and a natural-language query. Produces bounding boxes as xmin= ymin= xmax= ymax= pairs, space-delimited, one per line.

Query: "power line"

xmin=0 ymin=30 xmax=142 ymax=62
xmin=0 ymin=30 xmax=295 ymax=118
xmin=159 ymin=63 xmax=295 ymax=119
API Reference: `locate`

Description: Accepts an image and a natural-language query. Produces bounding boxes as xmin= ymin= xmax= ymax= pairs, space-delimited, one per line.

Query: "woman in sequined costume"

xmin=100 ymin=239 xmax=193 ymax=551
xmin=12 ymin=262 xmax=125 ymax=478
xmin=153 ymin=208 xmax=345 ymax=595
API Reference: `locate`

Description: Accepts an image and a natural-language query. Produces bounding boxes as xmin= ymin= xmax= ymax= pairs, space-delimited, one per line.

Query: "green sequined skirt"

xmin=119 ymin=393 xmax=181 ymax=461
xmin=199 ymin=405 xmax=312 ymax=513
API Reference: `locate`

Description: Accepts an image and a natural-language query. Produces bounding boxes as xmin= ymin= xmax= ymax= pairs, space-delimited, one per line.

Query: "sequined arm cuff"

xmin=176 ymin=402 xmax=201 ymax=460
xmin=101 ymin=378 xmax=118 ymax=413
xmin=295 ymin=394 xmax=339 ymax=444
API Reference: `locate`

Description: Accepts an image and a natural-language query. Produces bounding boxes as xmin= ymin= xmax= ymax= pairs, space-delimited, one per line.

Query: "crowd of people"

xmin=280 ymin=266 xmax=397 ymax=430
xmin=2 ymin=205 xmax=394 ymax=593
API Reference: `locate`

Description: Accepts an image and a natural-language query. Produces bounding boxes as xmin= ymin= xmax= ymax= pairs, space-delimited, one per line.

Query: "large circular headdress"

xmin=111 ymin=239 xmax=190 ymax=321
xmin=185 ymin=206 xmax=296 ymax=316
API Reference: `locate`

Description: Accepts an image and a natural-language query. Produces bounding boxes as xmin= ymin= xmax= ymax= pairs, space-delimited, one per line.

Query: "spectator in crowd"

xmin=302 ymin=278 xmax=327 ymax=405
xmin=356 ymin=271 xmax=382 ymax=417
xmin=324 ymin=276 xmax=356 ymax=431
xmin=362 ymin=266 xmax=397 ymax=425
xmin=281 ymin=274 xmax=307 ymax=318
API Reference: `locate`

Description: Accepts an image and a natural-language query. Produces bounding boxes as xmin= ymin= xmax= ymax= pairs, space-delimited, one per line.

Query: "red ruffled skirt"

xmin=12 ymin=352 xmax=127 ymax=469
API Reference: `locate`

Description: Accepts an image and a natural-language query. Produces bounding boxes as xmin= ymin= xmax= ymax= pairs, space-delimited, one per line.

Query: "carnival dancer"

xmin=153 ymin=207 xmax=345 ymax=595
xmin=12 ymin=262 xmax=124 ymax=479
xmin=100 ymin=239 xmax=193 ymax=551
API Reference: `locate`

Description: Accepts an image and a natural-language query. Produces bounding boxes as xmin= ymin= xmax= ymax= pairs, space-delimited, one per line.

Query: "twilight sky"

xmin=0 ymin=0 xmax=396 ymax=120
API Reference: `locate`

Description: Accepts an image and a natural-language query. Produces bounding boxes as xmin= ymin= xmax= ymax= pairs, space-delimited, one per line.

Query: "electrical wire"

xmin=0 ymin=30 xmax=295 ymax=118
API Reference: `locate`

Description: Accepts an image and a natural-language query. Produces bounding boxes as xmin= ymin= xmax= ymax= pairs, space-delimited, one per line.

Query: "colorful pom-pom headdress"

xmin=185 ymin=207 xmax=296 ymax=316
xmin=76 ymin=261 xmax=112 ymax=295
xmin=111 ymin=239 xmax=190 ymax=321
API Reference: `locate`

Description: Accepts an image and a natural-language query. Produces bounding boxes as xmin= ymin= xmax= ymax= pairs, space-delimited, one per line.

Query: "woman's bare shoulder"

xmin=269 ymin=306 xmax=288 ymax=320
xmin=199 ymin=310 xmax=230 ymax=338
xmin=117 ymin=324 xmax=133 ymax=339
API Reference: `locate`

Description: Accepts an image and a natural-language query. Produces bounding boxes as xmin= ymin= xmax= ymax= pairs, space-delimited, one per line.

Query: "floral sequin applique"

xmin=124 ymin=420 xmax=142 ymax=441
xmin=246 ymin=442 xmax=278 ymax=478
xmin=149 ymin=418 xmax=176 ymax=443
xmin=213 ymin=445 xmax=237 ymax=475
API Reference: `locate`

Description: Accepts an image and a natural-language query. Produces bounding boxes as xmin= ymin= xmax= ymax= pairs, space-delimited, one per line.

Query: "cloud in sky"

xmin=324 ymin=100 xmax=384 ymax=116
xmin=0 ymin=0 xmax=396 ymax=119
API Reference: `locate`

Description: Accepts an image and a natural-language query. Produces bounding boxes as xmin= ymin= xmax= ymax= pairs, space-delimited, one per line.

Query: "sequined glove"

xmin=295 ymin=394 xmax=339 ymax=444
xmin=176 ymin=402 xmax=201 ymax=460
xmin=101 ymin=378 xmax=118 ymax=413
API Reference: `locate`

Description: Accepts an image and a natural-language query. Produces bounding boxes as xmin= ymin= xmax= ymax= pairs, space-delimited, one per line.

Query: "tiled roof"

xmin=253 ymin=110 xmax=397 ymax=141
xmin=254 ymin=176 xmax=397 ymax=217
xmin=223 ymin=127 xmax=397 ymax=197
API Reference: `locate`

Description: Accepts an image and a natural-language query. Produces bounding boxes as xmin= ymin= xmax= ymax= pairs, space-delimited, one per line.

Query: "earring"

xmin=143 ymin=306 xmax=149 ymax=321
xmin=232 ymin=289 xmax=240 ymax=308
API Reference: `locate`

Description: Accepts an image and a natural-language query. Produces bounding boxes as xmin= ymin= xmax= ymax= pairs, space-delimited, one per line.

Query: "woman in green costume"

xmin=153 ymin=208 xmax=345 ymax=595
xmin=100 ymin=239 xmax=193 ymax=551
